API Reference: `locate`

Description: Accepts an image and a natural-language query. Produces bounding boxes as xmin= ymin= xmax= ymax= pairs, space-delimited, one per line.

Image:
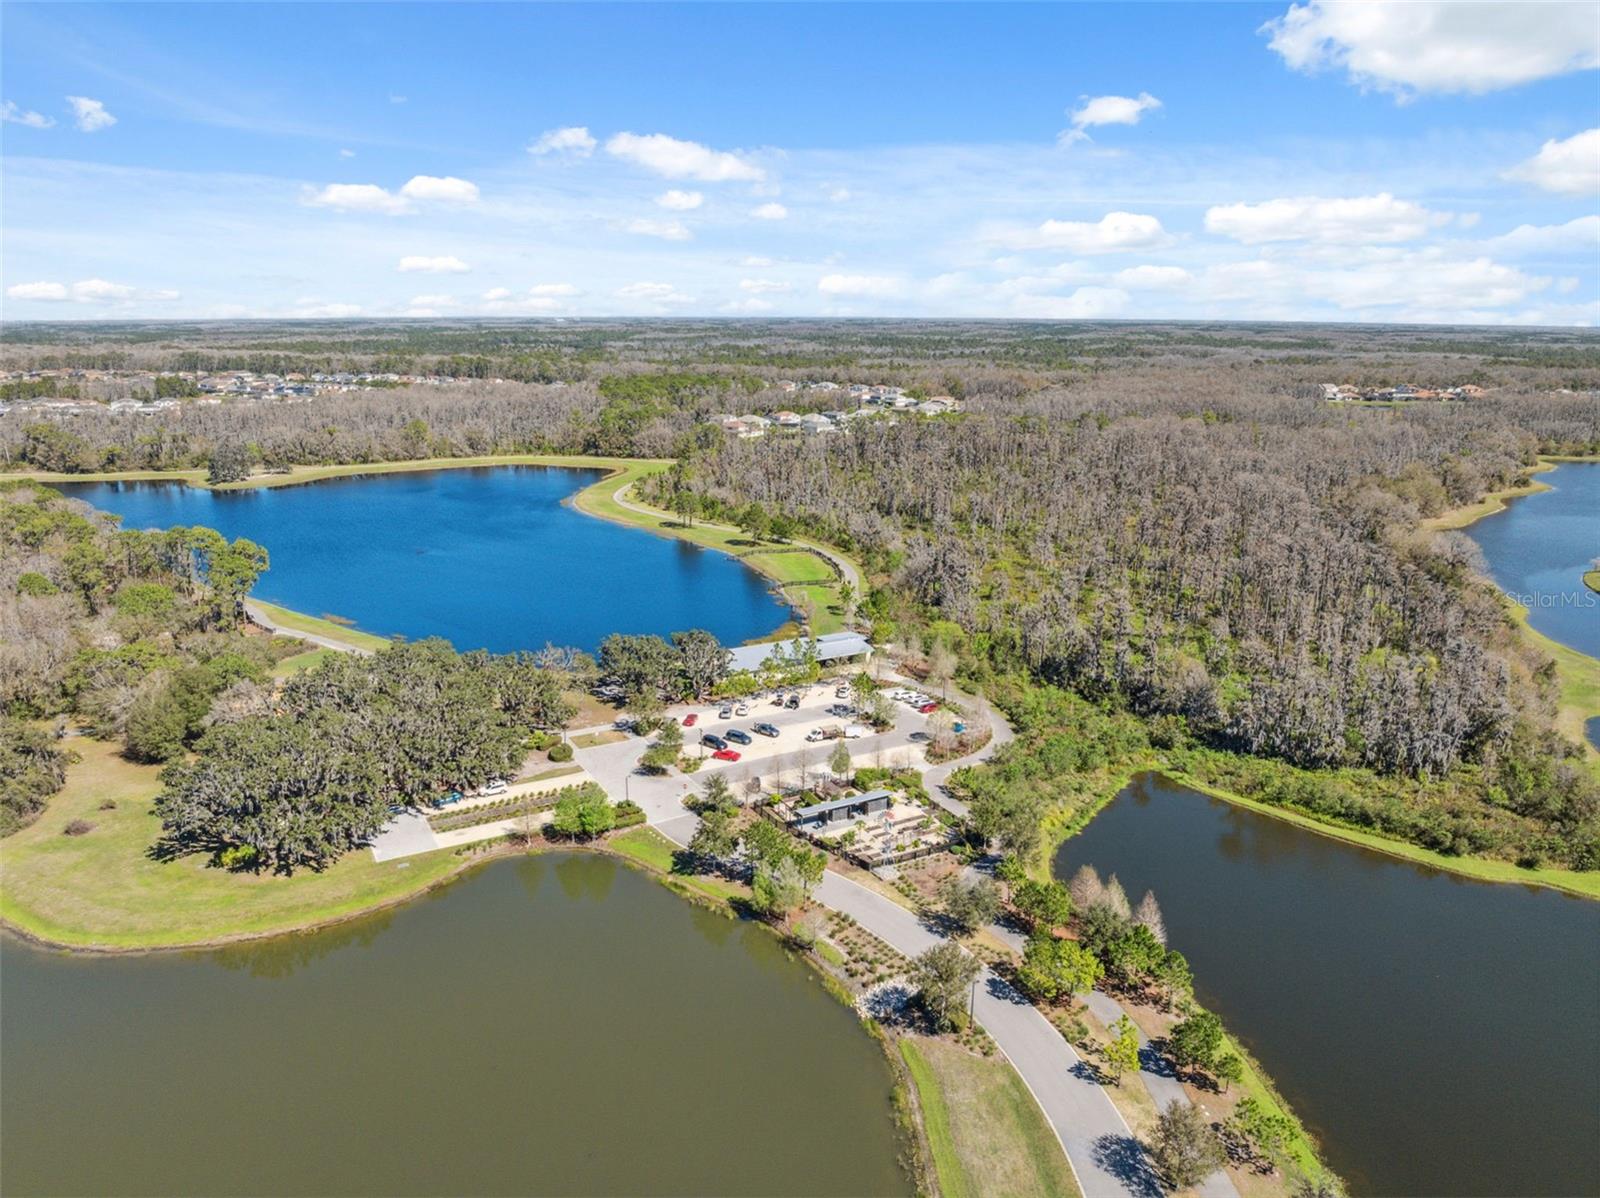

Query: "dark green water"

xmin=1055 ymin=774 xmax=1600 ymax=1197
xmin=1 ymin=855 xmax=910 ymax=1198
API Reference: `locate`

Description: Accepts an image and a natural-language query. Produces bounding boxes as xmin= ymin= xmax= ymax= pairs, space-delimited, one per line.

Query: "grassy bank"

xmin=899 ymin=1036 xmax=1081 ymax=1198
xmin=0 ymin=739 xmax=468 ymax=951
xmin=249 ymin=599 xmax=392 ymax=652
xmin=1585 ymin=570 xmax=1600 ymax=596
xmin=1421 ymin=456 xmax=1560 ymax=531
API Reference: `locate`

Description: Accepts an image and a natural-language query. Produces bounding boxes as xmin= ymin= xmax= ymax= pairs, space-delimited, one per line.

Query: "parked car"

xmin=474 ymin=779 xmax=508 ymax=797
xmin=918 ymin=702 xmax=939 ymax=714
xmin=719 ymin=706 xmax=733 ymax=720
xmin=771 ymin=693 xmax=788 ymax=706
xmin=614 ymin=716 xmax=635 ymax=733
xmin=835 ymin=687 xmax=850 ymax=699
xmin=725 ymin=728 xmax=752 ymax=745
xmin=682 ymin=713 xmax=698 ymax=727
xmin=952 ymin=722 xmax=966 ymax=734
xmin=785 ymin=694 xmax=800 ymax=709
xmin=909 ymin=731 xmax=931 ymax=743
xmin=701 ymin=733 xmax=727 ymax=750
xmin=712 ymin=748 xmax=741 ymax=762
xmin=753 ymin=722 xmax=780 ymax=738
xmin=806 ymin=726 xmax=842 ymax=743
xmin=735 ymin=703 xmax=750 ymax=716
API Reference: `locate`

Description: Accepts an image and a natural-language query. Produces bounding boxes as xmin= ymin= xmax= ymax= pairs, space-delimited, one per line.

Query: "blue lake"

xmin=55 ymin=467 xmax=787 ymax=653
xmin=1460 ymin=459 xmax=1599 ymax=659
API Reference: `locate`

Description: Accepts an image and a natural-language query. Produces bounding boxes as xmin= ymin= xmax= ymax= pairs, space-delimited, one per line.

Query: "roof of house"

xmin=726 ymin=631 xmax=872 ymax=674
xmin=794 ymin=789 xmax=894 ymax=820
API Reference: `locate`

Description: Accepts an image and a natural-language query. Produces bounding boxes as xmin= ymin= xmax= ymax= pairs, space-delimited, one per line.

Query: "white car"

xmin=475 ymin=779 xmax=509 ymax=797
xmin=735 ymin=703 xmax=750 ymax=716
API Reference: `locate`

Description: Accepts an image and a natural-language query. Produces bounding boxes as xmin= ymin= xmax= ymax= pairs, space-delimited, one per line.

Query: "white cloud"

xmin=623 ymin=217 xmax=692 ymax=241
xmin=817 ymin=274 xmax=904 ymax=297
xmin=1262 ymin=1 xmax=1600 ymax=97
xmin=740 ymin=256 xmax=776 ymax=268
xmin=294 ymin=301 xmax=363 ymax=318
xmin=751 ymin=202 xmax=789 ymax=220
xmin=304 ymin=183 xmax=413 ymax=214
xmin=397 ymin=255 xmax=470 ymax=273
xmin=995 ymin=211 xmax=1172 ymax=254
xmin=529 ymin=282 xmax=579 ymax=296
xmin=1112 ymin=265 xmax=1192 ymax=290
xmin=740 ymin=278 xmax=791 ymax=294
xmin=1060 ymin=92 xmax=1161 ymax=145
xmin=616 ymin=281 xmax=693 ymax=304
xmin=1205 ymin=193 xmax=1451 ymax=244
xmin=6 ymin=278 xmax=179 ymax=304
xmin=1503 ymin=129 xmax=1600 ymax=196
xmin=399 ymin=175 xmax=480 ymax=203
xmin=389 ymin=94 xmax=407 ymax=105
xmin=1482 ymin=215 xmax=1600 ymax=255
xmin=481 ymin=287 xmax=512 ymax=301
xmin=722 ymin=298 xmax=774 ymax=313
xmin=828 ymin=187 xmax=852 ymax=202
xmin=1013 ymin=286 xmax=1130 ymax=319
xmin=605 ymin=132 xmax=765 ymax=182
xmin=1 ymin=101 xmax=54 ymax=129
xmin=1191 ymin=249 xmax=1553 ymax=313
xmin=408 ymin=294 xmax=459 ymax=308
xmin=66 ymin=95 xmax=116 ymax=132
xmin=6 ymin=281 xmax=69 ymax=301
xmin=529 ymin=126 xmax=597 ymax=157
xmin=338 ymin=148 xmax=355 ymax=159
xmin=656 ymin=189 xmax=704 ymax=210
xmin=70 ymin=278 xmax=136 ymax=302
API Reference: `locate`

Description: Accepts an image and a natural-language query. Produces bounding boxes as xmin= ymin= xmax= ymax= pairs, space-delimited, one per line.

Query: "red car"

xmin=682 ymin=713 xmax=698 ymax=726
xmin=712 ymin=748 xmax=741 ymax=762
xmin=918 ymin=702 xmax=940 ymax=714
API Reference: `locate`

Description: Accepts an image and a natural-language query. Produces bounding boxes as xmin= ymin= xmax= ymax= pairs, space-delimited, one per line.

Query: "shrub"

xmin=63 ymin=819 xmax=94 ymax=836
xmin=219 ymin=844 xmax=260 ymax=871
xmin=16 ymin=572 xmax=58 ymax=596
xmin=547 ymin=741 xmax=574 ymax=763
xmin=613 ymin=799 xmax=647 ymax=829
xmin=97 ymin=799 xmax=117 ymax=810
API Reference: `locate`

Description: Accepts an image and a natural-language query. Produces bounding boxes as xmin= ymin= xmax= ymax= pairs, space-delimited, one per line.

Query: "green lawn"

xmin=250 ymin=600 xmax=392 ymax=651
xmin=0 ymin=739 xmax=466 ymax=950
xmin=1585 ymin=570 xmax=1600 ymax=596
xmin=271 ymin=647 xmax=340 ymax=678
xmin=899 ymin=1036 xmax=1080 ymax=1198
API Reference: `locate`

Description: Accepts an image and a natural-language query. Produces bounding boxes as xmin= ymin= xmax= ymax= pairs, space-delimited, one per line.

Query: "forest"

xmin=3 ymin=319 xmax=1598 ymax=868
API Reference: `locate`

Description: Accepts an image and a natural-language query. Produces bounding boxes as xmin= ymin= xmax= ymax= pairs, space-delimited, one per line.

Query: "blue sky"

xmin=2 ymin=1 xmax=1596 ymax=323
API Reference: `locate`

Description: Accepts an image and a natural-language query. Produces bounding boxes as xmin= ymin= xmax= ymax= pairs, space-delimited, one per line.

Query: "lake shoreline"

xmin=14 ymin=453 xmax=862 ymax=646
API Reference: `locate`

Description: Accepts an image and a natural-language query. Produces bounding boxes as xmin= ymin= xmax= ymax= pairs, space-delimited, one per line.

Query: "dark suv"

xmin=725 ymin=728 xmax=753 ymax=745
xmin=700 ymin=733 xmax=728 ymax=751
xmin=752 ymin=722 xmax=780 ymax=738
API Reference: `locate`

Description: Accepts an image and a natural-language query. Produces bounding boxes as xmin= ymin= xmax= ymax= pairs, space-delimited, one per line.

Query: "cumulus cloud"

xmin=7 ymin=278 xmax=180 ymax=305
xmin=66 ymin=95 xmax=116 ymax=132
xmin=1262 ymin=1 xmax=1600 ymax=97
xmin=740 ymin=256 xmax=776 ymax=268
xmin=723 ymin=298 xmax=774 ymax=313
xmin=995 ymin=212 xmax=1172 ymax=254
xmin=751 ymin=202 xmax=789 ymax=220
xmin=529 ymin=126 xmax=597 ymax=157
xmin=1013 ymin=286 xmax=1130 ymax=319
xmin=1503 ymin=129 xmax=1600 ymax=196
xmin=1481 ymin=215 xmax=1600 ymax=255
xmin=1060 ymin=92 xmax=1161 ymax=146
xmin=481 ymin=287 xmax=512 ymax=301
xmin=293 ymin=301 xmax=363 ymax=318
xmin=817 ymin=274 xmax=903 ymax=297
xmin=1112 ymin=265 xmax=1192 ymax=290
xmin=740 ymin=278 xmax=791 ymax=294
xmin=616 ymin=281 xmax=693 ymax=304
xmin=304 ymin=182 xmax=414 ymax=214
xmin=408 ymin=294 xmax=459 ymax=308
xmin=1204 ymin=193 xmax=1452 ymax=244
xmin=399 ymin=175 xmax=480 ymax=203
xmin=338 ymin=148 xmax=355 ymax=158
xmin=1 ymin=101 xmax=54 ymax=128
xmin=623 ymin=217 xmax=692 ymax=241
xmin=397 ymin=255 xmax=470 ymax=273
xmin=6 ymin=281 xmax=70 ymax=301
xmin=655 ymin=189 xmax=704 ymax=210
xmin=529 ymin=282 xmax=579 ymax=296
xmin=605 ymin=132 xmax=765 ymax=182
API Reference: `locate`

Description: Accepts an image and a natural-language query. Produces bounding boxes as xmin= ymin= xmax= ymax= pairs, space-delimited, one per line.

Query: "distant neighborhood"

xmin=712 ymin=383 xmax=960 ymax=438
xmin=1321 ymin=382 xmax=1488 ymax=403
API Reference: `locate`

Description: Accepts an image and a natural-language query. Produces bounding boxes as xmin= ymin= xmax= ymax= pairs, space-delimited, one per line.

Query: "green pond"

xmin=0 ymin=854 xmax=911 ymax=1197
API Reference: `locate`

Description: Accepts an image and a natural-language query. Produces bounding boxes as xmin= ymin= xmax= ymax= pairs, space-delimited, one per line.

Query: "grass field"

xmin=0 ymin=739 xmax=466 ymax=950
xmin=899 ymin=1036 xmax=1081 ymax=1198
xmin=250 ymin=600 xmax=392 ymax=651
xmin=1585 ymin=570 xmax=1600 ymax=596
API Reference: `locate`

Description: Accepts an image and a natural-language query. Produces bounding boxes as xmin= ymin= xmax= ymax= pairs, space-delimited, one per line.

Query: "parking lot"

xmin=570 ymin=682 xmax=940 ymax=825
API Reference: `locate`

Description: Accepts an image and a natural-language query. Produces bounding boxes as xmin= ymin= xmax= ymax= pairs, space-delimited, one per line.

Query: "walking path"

xmin=607 ymin=478 xmax=864 ymax=596
xmin=244 ymin=600 xmax=376 ymax=655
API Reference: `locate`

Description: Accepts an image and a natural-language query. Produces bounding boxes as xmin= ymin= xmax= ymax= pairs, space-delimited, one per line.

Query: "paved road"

xmin=650 ymin=816 xmax=1181 ymax=1198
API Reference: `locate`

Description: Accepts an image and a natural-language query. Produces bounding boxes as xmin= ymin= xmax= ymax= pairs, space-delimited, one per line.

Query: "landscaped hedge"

xmin=613 ymin=799 xmax=647 ymax=829
xmin=548 ymin=742 xmax=574 ymax=763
